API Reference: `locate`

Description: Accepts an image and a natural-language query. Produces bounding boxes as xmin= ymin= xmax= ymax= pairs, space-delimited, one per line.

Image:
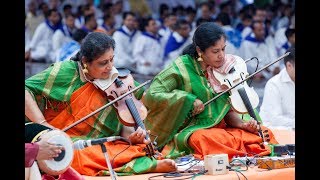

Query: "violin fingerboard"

xmin=125 ymin=98 xmax=150 ymax=139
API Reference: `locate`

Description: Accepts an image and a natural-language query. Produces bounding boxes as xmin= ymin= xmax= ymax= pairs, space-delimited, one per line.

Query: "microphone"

xmin=73 ymin=136 xmax=125 ymax=150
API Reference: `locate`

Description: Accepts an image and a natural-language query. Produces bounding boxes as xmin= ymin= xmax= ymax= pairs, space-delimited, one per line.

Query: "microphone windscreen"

xmin=73 ymin=140 xmax=85 ymax=150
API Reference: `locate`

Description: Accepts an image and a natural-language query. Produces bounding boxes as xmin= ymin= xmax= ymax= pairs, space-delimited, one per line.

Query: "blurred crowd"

xmin=25 ymin=0 xmax=295 ymax=80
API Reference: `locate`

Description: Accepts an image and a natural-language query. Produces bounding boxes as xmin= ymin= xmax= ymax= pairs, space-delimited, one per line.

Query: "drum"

xmin=25 ymin=123 xmax=74 ymax=176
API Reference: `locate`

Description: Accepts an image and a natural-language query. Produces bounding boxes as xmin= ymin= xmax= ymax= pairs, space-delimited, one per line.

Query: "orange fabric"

xmin=72 ymin=141 xmax=147 ymax=176
xmin=188 ymin=119 xmax=278 ymax=160
xmin=44 ymin=83 xmax=107 ymax=136
xmin=44 ymin=83 xmax=148 ymax=176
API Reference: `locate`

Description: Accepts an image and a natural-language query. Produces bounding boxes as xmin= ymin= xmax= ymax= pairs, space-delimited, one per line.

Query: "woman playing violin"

xmin=143 ymin=22 xmax=279 ymax=161
xmin=25 ymin=32 xmax=177 ymax=177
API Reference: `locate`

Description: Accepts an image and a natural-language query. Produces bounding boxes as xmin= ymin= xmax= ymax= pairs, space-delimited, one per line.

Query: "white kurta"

xmin=132 ymin=32 xmax=165 ymax=75
xmin=52 ymin=25 xmax=73 ymax=56
xmin=25 ymin=27 xmax=31 ymax=52
xmin=259 ymin=68 xmax=295 ymax=130
xmin=28 ymin=22 xmax=56 ymax=62
xmin=113 ymin=25 xmax=140 ymax=70
xmin=239 ymin=33 xmax=278 ymax=79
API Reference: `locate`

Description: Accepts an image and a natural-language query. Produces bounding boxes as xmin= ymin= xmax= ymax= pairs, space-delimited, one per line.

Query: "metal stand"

xmin=100 ymin=144 xmax=118 ymax=180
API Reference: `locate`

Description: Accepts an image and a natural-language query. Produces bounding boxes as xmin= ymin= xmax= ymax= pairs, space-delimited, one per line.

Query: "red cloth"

xmin=25 ymin=143 xmax=39 ymax=167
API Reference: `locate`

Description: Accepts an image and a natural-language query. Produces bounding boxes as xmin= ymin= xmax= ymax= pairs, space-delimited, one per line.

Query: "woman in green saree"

xmin=143 ymin=22 xmax=279 ymax=161
xmin=25 ymin=32 xmax=177 ymax=177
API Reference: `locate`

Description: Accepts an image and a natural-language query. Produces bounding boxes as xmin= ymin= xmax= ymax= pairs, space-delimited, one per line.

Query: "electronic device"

xmin=204 ymin=154 xmax=229 ymax=175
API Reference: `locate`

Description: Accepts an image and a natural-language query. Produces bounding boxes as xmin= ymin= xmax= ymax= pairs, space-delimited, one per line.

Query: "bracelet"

xmin=39 ymin=120 xmax=47 ymax=124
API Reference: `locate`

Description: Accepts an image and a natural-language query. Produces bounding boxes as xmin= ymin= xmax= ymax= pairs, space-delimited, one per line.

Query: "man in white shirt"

xmin=259 ymin=47 xmax=295 ymax=131
xmin=158 ymin=13 xmax=177 ymax=46
xmin=25 ymin=9 xmax=62 ymax=63
xmin=214 ymin=12 xmax=242 ymax=56
xmin=52 ymin=14 xmax=77 ymax=59
xmin=133 ymin=17 xmax=165 ymax=76
xmin=239 ymin=21 xmax=278 ymax=80
xmin=113 ymin=11 xmax=140 ymax=71
xmin=163 ymin=19 xmax=191 ymax=67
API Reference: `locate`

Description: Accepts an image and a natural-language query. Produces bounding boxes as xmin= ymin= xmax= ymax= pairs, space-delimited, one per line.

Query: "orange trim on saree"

xmin=44 ymin=83 xmax=107 ymax=136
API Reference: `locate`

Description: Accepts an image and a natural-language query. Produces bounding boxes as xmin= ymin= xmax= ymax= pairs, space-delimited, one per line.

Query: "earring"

xmin=197 ymin=54 xmax=203 ymax=61
xmin=82 ymin=63 xmax=88 ymax=74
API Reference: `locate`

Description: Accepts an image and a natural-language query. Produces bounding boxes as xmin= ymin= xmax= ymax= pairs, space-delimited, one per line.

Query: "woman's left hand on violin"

xmin=241 ymin=119 xmax=259 ymax=134
xmin=128 ymin=127 xmax=151 ymax=145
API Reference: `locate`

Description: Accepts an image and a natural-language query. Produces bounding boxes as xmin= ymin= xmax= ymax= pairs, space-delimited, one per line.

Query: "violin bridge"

xmin=233 ymin=78 xmax=240 ymax=83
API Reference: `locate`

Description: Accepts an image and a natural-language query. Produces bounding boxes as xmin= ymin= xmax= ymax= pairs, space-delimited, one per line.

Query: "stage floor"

xmin=84 ymin=129 xmax=295 ymax=180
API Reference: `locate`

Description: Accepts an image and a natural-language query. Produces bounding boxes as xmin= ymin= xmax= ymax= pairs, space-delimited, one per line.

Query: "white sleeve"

xmin=259 ymin=80 xmax=293 ymax=128
xmin=28 ymin=23 xmax=45 ymax=50
xmin=132 ymin=36 xmax=148 ymax=64
xmin=239 ymin=42 xmax=256 ymax=74
xmin=52 ymin=30 xmax=64 ymax=52
xmin=113 ymin=32 xmax=135 ymax=65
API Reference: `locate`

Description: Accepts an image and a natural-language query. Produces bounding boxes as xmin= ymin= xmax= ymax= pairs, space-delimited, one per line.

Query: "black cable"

xmin=148 ymin=169 xmax=207 ymax=180
xmin=234 ymin=169 xmax=248 ymax=180
xmin=244 ymin=56 xmax=259 ymax=87
xmin=183 ymin=159 xmax=201 ymax=172
xmin=110 ymin=137 xmax=132 ymax=167
xmin=176 ymin=159 xmax=199 ymax=167
xmin=229 ymin=159 xmax=249 ymax=171
xmin=148 ymin=172 xmax=196 ymax=180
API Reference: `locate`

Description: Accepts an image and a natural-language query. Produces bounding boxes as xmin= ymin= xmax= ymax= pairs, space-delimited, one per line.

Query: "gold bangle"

xmin=39 ymin=120 xmax=47 ymax=124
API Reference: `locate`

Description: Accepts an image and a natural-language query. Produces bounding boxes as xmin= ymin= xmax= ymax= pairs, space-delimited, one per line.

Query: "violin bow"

xmin=203 ymin=52 xmax=290 ymax=107
xmin=62 ymin=79 xmax=152 ymax=132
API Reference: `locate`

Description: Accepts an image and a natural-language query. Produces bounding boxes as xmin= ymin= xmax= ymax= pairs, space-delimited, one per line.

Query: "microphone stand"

xmin=100 ymin=143 xmax=118 ymax=180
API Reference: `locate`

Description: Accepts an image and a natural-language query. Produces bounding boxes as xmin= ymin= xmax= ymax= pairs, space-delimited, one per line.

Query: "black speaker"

xmin=286 ymin=144 xmax=295 ymax=155
xmin=273 ymin=145 xmax=287 ymax=156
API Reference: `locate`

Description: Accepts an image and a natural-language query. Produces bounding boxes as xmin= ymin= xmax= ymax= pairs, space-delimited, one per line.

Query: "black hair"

xmin=200 ymin=2 xmax=213 ymax=10
xmin=215 ymin=12 xmax=231 ymax=26
xmin=25 ymin=123 xmax=52 ymax=143
xmin=84 ymin=13 xmax=95 ymax=24
xmin=103 ymin=13 xmax=113 ymax=21
xmin=122 ymin=11 xmax=136 ymax=20
xmin=71 ymin=32 xmax=115 ymax=62
xmin=219 ymin=1 xmax=231 ymax=11
xmin=65 ymin=13 xmax=75 ymax=19
xmin=285 ymin=28 xmax=295 ymax=39
xmin=159 ymin=3 xmax=169 ymax=16
xmin=185 ymin=6 xmax=196 ymax=15
xmin=196 ymin=18 xmax=212 ymax=27
xmin=172 ymin=19 xmax=189 ymax=31
xmin=46 ymin=8 xmax=59 ymax=18
xmin=72 ymin=29 xmax=88 ymax=42
xmin=243 ymin=13 xmax=252 ymax=21
xmin=102 ymin=2 xmax=113 ymax=13
xmin=63 ymin=4 xmax=72 ymax=11
xmin=182 ymin=22 xmax=226 ymax=59
xmin=140 ymin=16 xmax=154 ymax=31
xmin=284 ymin=47 xmax=295 ymax=65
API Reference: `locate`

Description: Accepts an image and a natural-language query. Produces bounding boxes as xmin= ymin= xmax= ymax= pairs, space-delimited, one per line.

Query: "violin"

xmin=104 ymin=73 xmax=161 ymax=159
xmin=212 ymin=55 xmax=260 ymax=114
xmin=104 ymin=74 xmax=148 ymax=126
xmin=202 ymin=52 xmax=290 ymax=144
xmin=212 ymin=55 xmax=266 ymax=143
